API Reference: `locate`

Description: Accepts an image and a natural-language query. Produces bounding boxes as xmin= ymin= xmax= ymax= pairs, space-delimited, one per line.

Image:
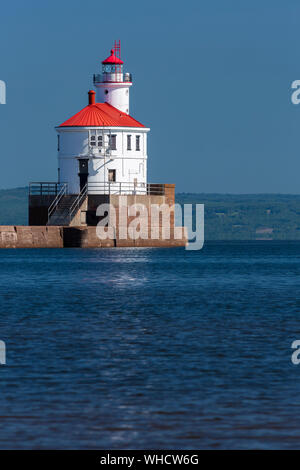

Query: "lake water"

xmin=0 ymin=242 xmax=299 ymax=449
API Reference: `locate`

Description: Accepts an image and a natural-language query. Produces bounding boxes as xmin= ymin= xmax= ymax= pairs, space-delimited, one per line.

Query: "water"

xmin=0 ymin=242 xmax=299 ymax=449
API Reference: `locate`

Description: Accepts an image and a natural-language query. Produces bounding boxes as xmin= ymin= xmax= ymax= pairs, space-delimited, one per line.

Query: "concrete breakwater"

xmin=0 ymin=226 xmax=187 ymax=248
xmin=0 ymin=226 xmax=64 ymax=248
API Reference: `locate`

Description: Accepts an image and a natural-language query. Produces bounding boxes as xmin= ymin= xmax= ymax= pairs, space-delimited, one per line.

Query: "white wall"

xmin=57 ymin=127 xmax=149 ymax=194
xmin=95 ymin=82 xmax=132 ymax=114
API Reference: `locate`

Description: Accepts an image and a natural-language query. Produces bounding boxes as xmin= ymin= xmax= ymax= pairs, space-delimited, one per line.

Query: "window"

xmin=108 ymin=169 xmax=116 ymax=182
xmin=103 ymin=64 xmax=123 ymax=74
xmin=90 ymin=133 xmax=103 ymax=148
xmin=136 ymin=135 xmax=140 ymax=151
xmin=57 ymin=135 xmax=60 ymax=151
xmin=108 ymin=134 xmax=117 ymax=150
xmin=127 ymin=134 xmax=132 ymax=151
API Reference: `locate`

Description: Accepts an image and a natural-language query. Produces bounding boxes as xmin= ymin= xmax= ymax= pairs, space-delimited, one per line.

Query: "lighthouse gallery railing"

xmin=29 ymin=182 xmax=165 ymax=197
xmin=93 ymin=73 xmax=132 ymax=84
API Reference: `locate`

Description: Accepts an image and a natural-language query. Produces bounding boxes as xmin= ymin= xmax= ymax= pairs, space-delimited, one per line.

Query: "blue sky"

xmin=0 ymin=0 xmax=299 ymax=192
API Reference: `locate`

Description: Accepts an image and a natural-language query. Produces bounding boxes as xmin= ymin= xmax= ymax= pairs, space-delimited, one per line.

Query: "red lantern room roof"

xmin=102 ymin=49 xmax=124 ymax=65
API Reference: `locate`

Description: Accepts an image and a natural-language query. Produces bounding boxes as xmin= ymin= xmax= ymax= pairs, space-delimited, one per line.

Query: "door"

xmin=78 ymin=159 xmax=89 ymax=192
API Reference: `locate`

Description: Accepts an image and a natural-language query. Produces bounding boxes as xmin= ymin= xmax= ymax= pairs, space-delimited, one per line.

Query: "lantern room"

xmin=102 ymin=49 xmax=124 ymax=77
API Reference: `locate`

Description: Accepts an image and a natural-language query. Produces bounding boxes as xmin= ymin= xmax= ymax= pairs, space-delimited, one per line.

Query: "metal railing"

xmin=29 ymin=182 xmax=67 ymax=196
xmin=31 ymin=181 xmax=166 ymax=225
xmin=86 ymin=182 xmax=165 ymax=196
xmin=147 ymin=183 xmax=165 ymax=196
xmin=30 ymin=181 xmax=165 ymax=197
xmin=93 ymin=73 xmax=132 ymax=84
xmin=47 ymin=183 xmax=68 ymax=221
xmin=68 ymin=184 xmax=88 ymax=223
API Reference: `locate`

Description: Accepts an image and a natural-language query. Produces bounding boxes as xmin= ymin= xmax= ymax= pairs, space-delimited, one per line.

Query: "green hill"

xmin=176 ymin=193 xmax=300 ymax=240
xmin=0 ymin=187 xmax=28 ymax=226
xmin=1 ymin=188 xmax=300 ymax=240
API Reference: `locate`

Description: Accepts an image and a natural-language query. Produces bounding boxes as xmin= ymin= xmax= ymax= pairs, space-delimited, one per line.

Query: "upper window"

xmin=103 ymin=64 xmax=123 ymax=74
xmin=127 ymin=135 xmax=132 ymax=151
xmin=108 ymin=134 xmax=117 ymax=150
xmin=136 ymin=135 xmax=140 ymax=151
xmin=90 ymin=133 xmax=103 ymax=148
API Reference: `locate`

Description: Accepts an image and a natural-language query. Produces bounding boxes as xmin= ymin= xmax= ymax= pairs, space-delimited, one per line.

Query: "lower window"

xmin=108 ymin=169 xmax=116 ymax=182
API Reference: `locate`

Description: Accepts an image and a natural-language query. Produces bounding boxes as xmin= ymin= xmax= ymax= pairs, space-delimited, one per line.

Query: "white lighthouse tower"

xmin=56 ymin=41 xmax=149 ymax=195
xmin=94 ymin=41 xmax=132 ymax=114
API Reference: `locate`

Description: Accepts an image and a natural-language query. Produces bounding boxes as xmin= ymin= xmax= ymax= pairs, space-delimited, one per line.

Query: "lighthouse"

xmin=56 ymin=41 xmax=149 ymax=195
xmin=28 ymin=41 xmax=186 ymax=248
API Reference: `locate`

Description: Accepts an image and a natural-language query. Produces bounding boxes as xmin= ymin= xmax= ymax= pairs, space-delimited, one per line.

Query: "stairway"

xmin=47 ymin=195 xmax=78 ymax=226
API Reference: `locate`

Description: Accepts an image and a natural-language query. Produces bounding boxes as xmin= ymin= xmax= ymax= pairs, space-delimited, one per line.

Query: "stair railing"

xmin=47 ymin=183 xmax=68 ymax=223
xmin=68 ymin=183 xmax=88 ymax=223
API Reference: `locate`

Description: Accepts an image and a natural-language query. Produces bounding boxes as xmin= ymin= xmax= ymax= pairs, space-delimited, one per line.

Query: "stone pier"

xmin=0 ymin=225 xmax=187 ymax=248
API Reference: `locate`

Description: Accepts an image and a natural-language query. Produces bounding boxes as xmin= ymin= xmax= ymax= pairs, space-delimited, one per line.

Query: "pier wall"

xmin=0 ymin=226 xmax=64 ymax=248
xmin=0 ymin=225 xmax=187 ymax=248
xmin=10 ymin=184 xmax=187 ymax=248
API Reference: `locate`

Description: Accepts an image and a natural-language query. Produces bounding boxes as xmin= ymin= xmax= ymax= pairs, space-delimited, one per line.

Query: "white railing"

xmin=93 ymin=73 xmax=132 ymax=84
xmin=30 ymin=181 xmax=165 ymax=198
xmin=68 ymin=184 xmax=88 ymax=222
xmin=47 ymin=183 xmax=68 ymax=220
xmin=87 ymin=182 xmax=164 ymax=196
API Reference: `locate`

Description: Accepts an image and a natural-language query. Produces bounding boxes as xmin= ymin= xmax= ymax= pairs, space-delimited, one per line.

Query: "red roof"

xmin=58 ymin=102 xmax=145 ymax=128
xmin=102 ymin=49 xmax=124 ymax=65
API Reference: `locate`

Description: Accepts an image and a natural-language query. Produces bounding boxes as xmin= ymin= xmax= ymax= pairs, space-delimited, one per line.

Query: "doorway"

xmin=78 ymin=159 xmax=89 ymax=192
